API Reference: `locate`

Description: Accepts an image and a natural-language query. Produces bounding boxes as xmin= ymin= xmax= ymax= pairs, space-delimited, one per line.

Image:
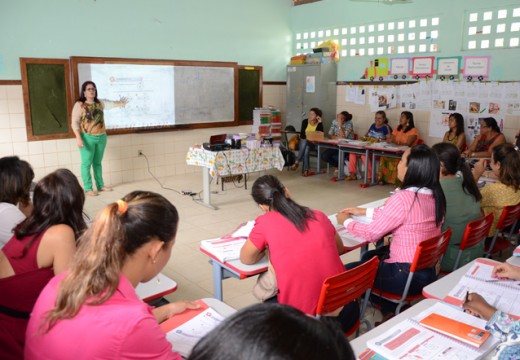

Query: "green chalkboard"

xmin=21 ymin=58 xmax=73 ymax=141
xmin=238 ymin=66 xmax=262 ymax=124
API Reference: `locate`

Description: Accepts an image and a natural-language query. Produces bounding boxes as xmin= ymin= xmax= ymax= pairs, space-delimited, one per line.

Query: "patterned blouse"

xmin=486 ymin=311 xmax=520 ymax=359
xmin=328 ymin=119 xmax=354 ymax=139
xmin=71 ymin=101 xmax=106 ymax=135
xmin=480 ymin=182 xmax=520 ymax=236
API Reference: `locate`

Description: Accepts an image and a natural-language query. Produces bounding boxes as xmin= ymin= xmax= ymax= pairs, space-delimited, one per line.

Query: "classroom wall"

xmin=0 ymin=0 xmax=292 ymax=81
xmin=290 ymin=0 xmax=520 ymax=81
xmin=0 ymin=84 xmax=287 ymax=183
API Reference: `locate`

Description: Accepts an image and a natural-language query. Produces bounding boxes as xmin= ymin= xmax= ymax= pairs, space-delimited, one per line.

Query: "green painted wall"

xmin=1 ymin=0 xmax=518 ymax=82
xmin=290 ymin=0 xmax=520 ymax=81
xmin=0 ymin=0 xmax=292 ymax=80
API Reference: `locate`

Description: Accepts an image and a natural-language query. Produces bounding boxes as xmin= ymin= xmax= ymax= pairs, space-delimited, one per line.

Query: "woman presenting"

xmin=72 ymin=81 xmax=128 ymax=196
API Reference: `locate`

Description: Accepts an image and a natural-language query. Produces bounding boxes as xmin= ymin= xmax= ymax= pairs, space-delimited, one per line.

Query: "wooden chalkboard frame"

xmin=70 ymin=56 xmax=238 ymax=135
xmin=238 ymin=65 xmax=263 ymax=125
xmin=20 ymin=58 xmax=73 ymax=141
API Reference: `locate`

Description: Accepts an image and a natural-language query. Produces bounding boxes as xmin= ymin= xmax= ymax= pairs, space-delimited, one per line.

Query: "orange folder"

xmin=419 ymin=313 xmax=491 ymax=348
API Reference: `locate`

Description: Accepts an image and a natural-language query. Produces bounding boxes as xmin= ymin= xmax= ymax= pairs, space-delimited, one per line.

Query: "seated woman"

xmin=464 ymin=262 xmax=520 ymax=358
xmin=473 ymin=143 xmax=520 ymax=240
xmin=442 ymin=112 xmax=466 ymax=152
xmin=432 ymin=143 xmax=482 ymax=272
xmin=377 ymin=111 xmax=419 ymax=185
xmin=188 ymin=303 xmax=355 ymax=360
xmin=0 ymin=156 xmax=34 ymax=248
xmin=321 ymin=111 xmax=355 ymax=174
xmin=338 ymin=145 xmax=445 ymax=318
xmin=25 ymin=191 xmax=198 ymax=360
xmin=0 ymin=169 xmax=87 ymax=360
xmin=462 ymin=117 xmax=506 ymax=159
xmin=346 ymin=111 xmax=391 ymax=181
xmin=290 ymin=108 xmax=324 ymax=177
xmin=240 ymin=175 xmax=359 ymax=332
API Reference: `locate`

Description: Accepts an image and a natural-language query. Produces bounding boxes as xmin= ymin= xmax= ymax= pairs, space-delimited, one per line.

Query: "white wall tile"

xmin=6 ymin=86 xmax=23 ymax=100
xmin=0 ymin=86 xmax=8 ymax=99
xmin=10 ymin=128 xmax=27 ymax=142
xmin=12 ymin=142 xmax=28 ymax=156
xmin=0 ymin=114 xmax=10 ymax=129
xmin=0 ymin=130 xmax=12 ymax=144
xmin=28 ymin=154 xmax=44 ymax=167
xmin=0 ymin=100 xmax=8 ymax=114
xmin=57 ymin=152 xmax=72 ymax=166
xmin=7 ymin=99 xmax=24 ymax=114
xmin=28 ymin=141 xmax=43 ymax=155
xmin=42 ymin=140 xmax=57 ymax=154
xmin=0 ymin=143 xmax=14 ymax=156
xmin=9 ymin=113 xmax=25 ymax=128
xmin=43 ymin=152 xmax=59 ymax=167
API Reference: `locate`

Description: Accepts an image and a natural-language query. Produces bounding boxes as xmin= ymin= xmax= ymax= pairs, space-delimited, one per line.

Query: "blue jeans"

xmin=296 ymin=139 xmax=311 ymax=170
xmin=346 ymin=246 xmax=437 ymax=314
xmin=321 ymin=149 xmax=338 ymax=167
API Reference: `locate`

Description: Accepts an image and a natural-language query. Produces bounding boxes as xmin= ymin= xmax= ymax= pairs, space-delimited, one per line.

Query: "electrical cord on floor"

xmin=140 ymin=152 xmax=200 ymax=196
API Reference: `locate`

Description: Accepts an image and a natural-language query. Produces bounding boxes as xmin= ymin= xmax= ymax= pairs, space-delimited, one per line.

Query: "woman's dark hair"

xmin=251 ymin=175 xmax=315 ymax=232
xmin=0 ymin=156 xmax=34 ymax=206
xmin=480 ymin=117 xmax=501 ymax=134
xmin=492 ymin=143 xmax=520 ymax=191
xmin=188 ymin=303 xmax=355 ymax=360
xmin=400 ymin=144 xmax=446 ymax=226
xmin=309 ymin=107 xmax=322 ymax=118
xmin=340 ymin=111 xmax=353 ymax=122
xmin=77 ymin=81 xmax=100 ymax=103
xmin=43 ymin=191 xmax=179 ymax=330
xmin=397 ymin=111 xmax=415 ymax=133
xmin=449 ymin=113 xmax=465 ymax=136
xmin=375 ymin=110 xmax=387 ymax=122
xmin=15 ymin=169 xmax=87 ymax=250
xmin=432 ymin=143 xmax=482 ymax=202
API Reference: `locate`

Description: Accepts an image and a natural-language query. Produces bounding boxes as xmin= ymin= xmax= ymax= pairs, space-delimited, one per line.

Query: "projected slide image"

xmin=78 ymin=63 xmax=175 ymax=129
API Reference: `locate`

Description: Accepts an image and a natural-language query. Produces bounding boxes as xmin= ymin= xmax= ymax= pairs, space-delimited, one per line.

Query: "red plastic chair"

xmin=371 ymin=228 xmax=452 ymax=315
xmin=316 ymin=256 xmax=380 ymax=336
xmin=450 ymin=213 xmax=494 ymax=271
xmin=485 ymin=203 xmax=520 ymax=257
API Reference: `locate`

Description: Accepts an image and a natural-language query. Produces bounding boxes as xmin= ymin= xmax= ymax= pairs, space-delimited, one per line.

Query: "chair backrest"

xmin=496 ymin=203 xmax=520 ymax=231
xmin=353 ymin=133 xmax=359 ymax=140
xmin=316 ymin=256 xmax=380 ymax=316
xmin=410 ymin=228 xmax=452 ymax=273
xmin=459 ymin=213 xmax=494 ymax=251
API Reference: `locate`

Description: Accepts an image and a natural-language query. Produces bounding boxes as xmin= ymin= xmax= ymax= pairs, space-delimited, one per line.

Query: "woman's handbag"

xmin=252 ymin=252 xmax=278 ymax=301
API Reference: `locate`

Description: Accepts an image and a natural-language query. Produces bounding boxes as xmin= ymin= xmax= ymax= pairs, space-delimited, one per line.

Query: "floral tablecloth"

xmin=186 ymin=147 xmax=285 ymax=178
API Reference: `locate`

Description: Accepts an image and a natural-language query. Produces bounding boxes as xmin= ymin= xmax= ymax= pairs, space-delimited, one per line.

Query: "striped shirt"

xmin=345 ymin=187 xmax=441 ymax=263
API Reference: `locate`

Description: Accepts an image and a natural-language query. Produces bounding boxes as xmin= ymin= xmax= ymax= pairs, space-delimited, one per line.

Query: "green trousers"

xmin=79 ymin=133 xmax=107 ymax=191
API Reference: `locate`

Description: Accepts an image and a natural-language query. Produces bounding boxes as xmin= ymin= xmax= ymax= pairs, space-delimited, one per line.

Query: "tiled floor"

xmin=83 ymin=167 xmax=393 ymax=330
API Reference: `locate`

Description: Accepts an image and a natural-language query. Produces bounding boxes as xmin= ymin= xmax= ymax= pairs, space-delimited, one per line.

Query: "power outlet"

xmin=137 ymin=150 xmax=143 ymax=156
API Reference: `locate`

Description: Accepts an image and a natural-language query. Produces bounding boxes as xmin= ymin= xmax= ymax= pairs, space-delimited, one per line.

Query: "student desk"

xmin=201 ymin=197 xmax=388 ymax=301
xmin=200 ymin=297 xmax=236 ymax=317
xmin=309 ymin=139 xmax=370 ymax=182
xmin=337 ymin=140 xmax=372 ymax=185
xmin=135 ymin=273 xmax=178 ymax=303
xmin=305 ymin=138 xmax=342 ymax=179
xmin=365 ymin=143 xmax=409 ymax=185
xmin=186 ymin=146 xmax=285 ymax=210
xmin=351 ymin=299 xmax=496 ymax=359
xmin=351 ymin=299 xmax=438 ymax=357
xmin=422 ymin=258 xmax=501 ymax=300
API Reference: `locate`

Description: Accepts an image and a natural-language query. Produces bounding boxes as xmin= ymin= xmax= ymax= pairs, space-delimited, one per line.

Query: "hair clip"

xmin=116 ymin=199 xmax=128 ymax=215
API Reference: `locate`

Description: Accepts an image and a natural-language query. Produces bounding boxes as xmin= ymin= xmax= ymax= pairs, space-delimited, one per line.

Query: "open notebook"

xmin=160 ymin=300 xmax=225 ymax=357
xmin=444 ymin=258 xmax=520 ymax=319
xmin=367 ymin=302 xmax=499 ymax=360
xmin=200 ymin=221 xmax=255 ymax=262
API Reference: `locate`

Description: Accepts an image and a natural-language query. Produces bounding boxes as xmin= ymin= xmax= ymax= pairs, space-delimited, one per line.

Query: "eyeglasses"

xmin=480 ymin=125 xmax=489 ymax=128
xmin=85 ymin=88 xmax=96 ymax=91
